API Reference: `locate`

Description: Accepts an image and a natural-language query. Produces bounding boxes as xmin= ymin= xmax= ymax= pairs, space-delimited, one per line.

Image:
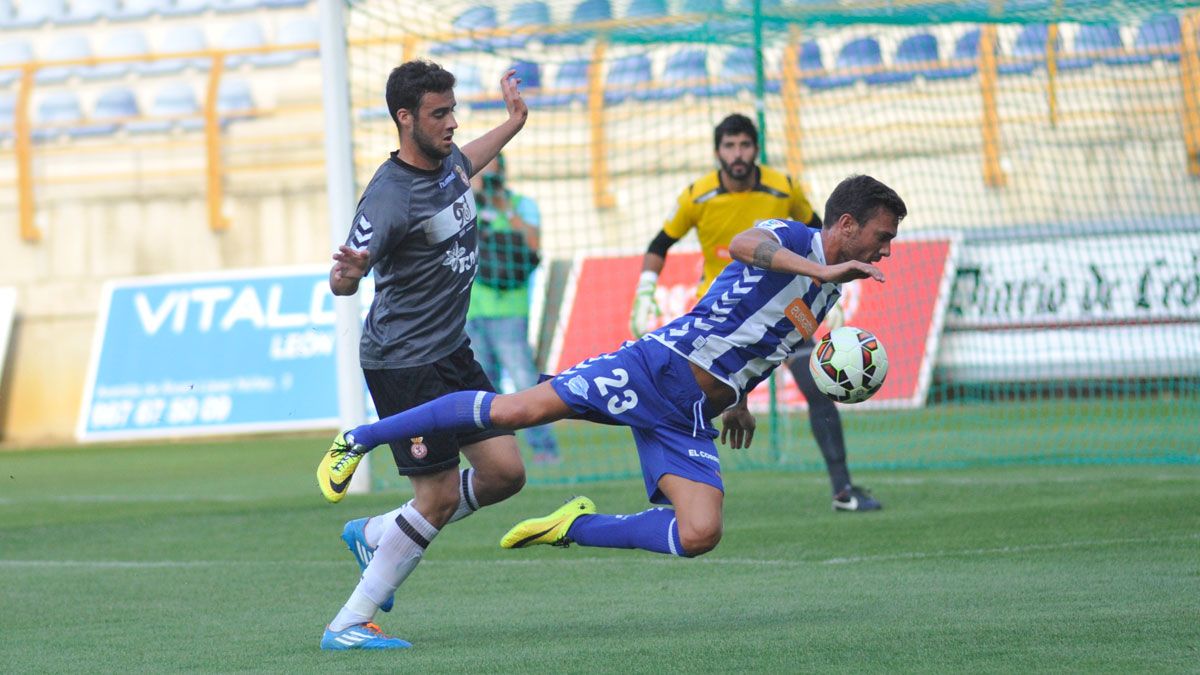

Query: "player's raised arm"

xmin=461 ymin=69 xmax=529 ymax=175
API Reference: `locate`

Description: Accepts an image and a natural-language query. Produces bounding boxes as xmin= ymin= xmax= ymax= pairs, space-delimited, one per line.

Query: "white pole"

xmin=319 ymin=0 xmax=369 ymax=493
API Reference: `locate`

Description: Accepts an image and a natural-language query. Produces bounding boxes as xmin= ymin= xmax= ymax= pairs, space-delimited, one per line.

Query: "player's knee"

xmin=416 ymin=489 xmax=461 ymax=528
xmin=679 ymin=521 xmax=723 ymax=556
xmin=492 ymin=460 xmax=526 ymax=498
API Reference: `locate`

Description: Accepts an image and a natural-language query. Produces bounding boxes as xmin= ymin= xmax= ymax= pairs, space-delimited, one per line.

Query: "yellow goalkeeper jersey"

xmin=662 ymin=165 xmax=817 ymax=297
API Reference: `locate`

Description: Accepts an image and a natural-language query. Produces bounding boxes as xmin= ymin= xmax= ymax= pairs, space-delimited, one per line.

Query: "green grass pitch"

xmin=1 ymin=432 xmax=1197 ymax=672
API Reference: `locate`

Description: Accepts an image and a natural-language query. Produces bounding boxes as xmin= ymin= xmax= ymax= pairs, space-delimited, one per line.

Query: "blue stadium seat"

xmin=431 ymin=5 xmax=499 ymax=54
xmin=645 ymin=49 xmax=708 ymax=100
xmin=926 ymin=28 xmax=981 ymax=80
xmin=613 ymin=0 xmax=666 ymax=42
xmin=162 ymin=0 xmax=210 ymax=17
xmin=74 ymin=86 xmax=140 ymax=137
xmin=87 ymin=30 xmax=151 ymax=80
xmin=495 ymin=1 xmax=550 ymax=49
xmin=474 ymin=61 xmax=540 ymax=110
xmin=33 ymin=91 xmax=84 ymax=142
xmin=544 ymin=0 xmax=611 ymax=46
xmin=1058 ymin=23 xmax=1127 ymax=70
xmin=62 ymin=0 xmax=121 ymax=24
xmin=217 ymin=77 xmax=257 ymax=120
xmin=142 ymin=25 xmax=211 ymax=76
xmin=127 ymin=81 xmax=202 ymax=134
xmin=1131 ymin=13 xmax=1181 ymax=63
xmin=804 ymin=37 xmax=881 ymax=89
xmin=11 ymin=0 xmax=67 ymax=28
xmin=253 ymin=16 xmax=318 ymax=67
xmin=715 ymin=47 xmax=756 ymax=96
xmin=454 ymin=64 xmax=484 ymax=97
xmin=892 ymin=32 xmax=940 ymax=81
xmin=37 ymin=34 xmax=93 ymax=85
xmin=795 ymin=40 xmax=828 ymax=89
xmin=0 ymin=93 xmax=14 ymax=142
xmin=0 ymin=38 xmax=32 ymax=87
xmin=604 ymin=53 xmax=651 ymax=104
xmin=112 ymin=0 xmax=171 ymax=21
xmin=661 ymin=0 xmax=725 ymax=40
xmin=214 ymin=0 xmax=263 ymax=13
xmin=1000 ymin=24 xmax=1060 ymax=75
xmin=221 ymin=20 xmax=267 ymax=69
xmin=527 ymin=58 xmax=589 ymax=107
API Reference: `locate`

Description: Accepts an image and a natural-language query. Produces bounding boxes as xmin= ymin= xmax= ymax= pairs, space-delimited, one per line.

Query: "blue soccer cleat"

xmin=320 ymin=622 xmax=411 ymax=650
xmin=341 ymin=517 xmax=394 ymax=612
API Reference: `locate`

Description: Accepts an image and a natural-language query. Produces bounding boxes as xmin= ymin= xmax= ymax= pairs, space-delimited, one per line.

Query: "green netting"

xmin=343 ymin=0 xmax=1200 ymax=490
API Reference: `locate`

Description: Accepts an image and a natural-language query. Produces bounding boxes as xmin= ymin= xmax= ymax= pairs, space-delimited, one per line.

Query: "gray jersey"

xmin=347 ymin=147 xmax=478 ymax=368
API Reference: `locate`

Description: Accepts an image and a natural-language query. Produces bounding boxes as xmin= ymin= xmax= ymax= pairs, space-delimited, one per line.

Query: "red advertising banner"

xmin=548 ymin=238 xmax=956 ymax=409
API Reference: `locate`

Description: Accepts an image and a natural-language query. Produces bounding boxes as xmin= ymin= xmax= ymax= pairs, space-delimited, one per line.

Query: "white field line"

xmin=1 ymin=533 xmax=1195 ymax=571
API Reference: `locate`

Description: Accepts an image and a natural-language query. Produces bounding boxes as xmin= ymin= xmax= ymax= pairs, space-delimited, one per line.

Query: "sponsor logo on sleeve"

xmin=784 ymin=298 xmax=818 ymax=339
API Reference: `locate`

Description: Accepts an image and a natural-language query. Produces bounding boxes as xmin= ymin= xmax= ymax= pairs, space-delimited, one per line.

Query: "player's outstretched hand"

xmin=720 ymin=407 xmax=756 ymax=449
xmin=332 ymin=245 xmax=369 ymax=283
xmin=499 ymin=69 xmax=528 ymax=129
xmin=822 ymin=261 xmax=884 ymax=284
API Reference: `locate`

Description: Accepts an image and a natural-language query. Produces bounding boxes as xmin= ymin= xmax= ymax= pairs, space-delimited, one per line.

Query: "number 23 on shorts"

xmin=594 ymin=368 xmax=638 ymax=415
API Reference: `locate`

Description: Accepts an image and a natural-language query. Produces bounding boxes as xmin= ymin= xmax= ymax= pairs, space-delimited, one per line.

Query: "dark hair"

xmin=385 ymin=60 xmax=456 ymax=132
xmin=714 ymin=113 xmax=758 ymax=150
xmin=823 ymin=174 xmax=907 ymax=228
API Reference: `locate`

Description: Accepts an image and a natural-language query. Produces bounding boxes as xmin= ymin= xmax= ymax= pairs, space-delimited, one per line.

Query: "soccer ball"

xmin=807 ymin=326 xmax=888 ymax=403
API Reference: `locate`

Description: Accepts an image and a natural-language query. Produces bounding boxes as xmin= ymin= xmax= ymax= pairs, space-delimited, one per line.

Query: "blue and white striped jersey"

xmin=647 ymin=218 xmax=841 ymax=402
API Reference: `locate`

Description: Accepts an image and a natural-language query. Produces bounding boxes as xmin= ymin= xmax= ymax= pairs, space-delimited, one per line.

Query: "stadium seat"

xmin=613 ymin=0 xmax=666 ymax=42
xmin=112 ymin=0 xmax=170 ymax=21
xmin=0 ymin=93 xmax=14 ymax=142
xmin=221 ymin=20 xmax=267 ymax=69
xmin=217 ymin=77 xmax=257 ymax=121
xmin=715 ymin=47 xmax=756 ymax=96
xmin=645 ymin=49 xmax=708 ymax=100
xmin=254 ymin=16 xmax=318 ymax=67
xmin=794 ymin=40 xmax=830 ymax=89
xmin=495 ymin=1 xmax=550 ymax=49
xmin=474 ymin=61 xmax=540 ymax=110
xmin=11 ymin=0 xmax=67 ymax=28
xmin=87 ymin=30 xmax=151 ymax=80
xmin=36 ymin=34 xmax=93 ymax=85
xmin=892 ymin=32 xmax=940 ymax=81
xmin=62 ymin=0 xmax=121 ymax=24
xmin=261 ymin=0 xmax=311 ymax=7
xmin=925 ymin=28 xmax=981 ymax=80
xmin=162 ymin=0 xmax=210 ymax=17
xmin=33 ymin=91 xmax=84 ymax=142
xmin=127 ymin=81 xmax=203 ymax=134
xmin=1058 ymin=23 xmax=1127 ymax=70
xmin=544 ymin=0 xmax=611 ymax=46
xmin=1131 ymin=13 xmax=1181 ymax=63
xmin=214 ymin=0 xmax=263 ymax=13
xmin=527 ymin=58 xmax=588 ymax=107
xmin=803 ymin=37 xmax=880 ymax=89
xmin=1000 ymin=24 xmax=1060 ymax=75
xmin=0 ymin=38 xmax=32 ymax=87
xmin=453 ymin=63 xmax=484 ymax=98
xmin=431 ymin=5 xmax=498 ymax=54
xmin=142 ymin=25 xmax=211 ymax=76
xmin=604 ymin=53 xmax=651 ymax=104
xmin=73 ymin=86 xmax=140 ymax=138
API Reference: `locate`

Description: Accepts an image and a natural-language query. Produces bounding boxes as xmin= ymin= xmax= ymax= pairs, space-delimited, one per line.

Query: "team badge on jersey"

xmin=410 ymin=437 xmax=427 ymax=459
xmin=567 ymin=375 xmax=590 ymax=399
xmin=455 ymin=165 xmax=469 ymax=187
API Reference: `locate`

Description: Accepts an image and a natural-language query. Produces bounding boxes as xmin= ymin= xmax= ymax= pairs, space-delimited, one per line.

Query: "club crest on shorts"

xmin=410 ymin=437 xmax=428 ymax=459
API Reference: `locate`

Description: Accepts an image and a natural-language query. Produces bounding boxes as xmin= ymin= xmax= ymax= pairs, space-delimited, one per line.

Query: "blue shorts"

xmin=551 ymin=338 xmax=722 ymax=505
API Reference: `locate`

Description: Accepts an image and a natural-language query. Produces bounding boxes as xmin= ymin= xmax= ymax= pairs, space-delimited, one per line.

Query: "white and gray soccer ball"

xmin=808 ymin=326 xmax=888 ymax=404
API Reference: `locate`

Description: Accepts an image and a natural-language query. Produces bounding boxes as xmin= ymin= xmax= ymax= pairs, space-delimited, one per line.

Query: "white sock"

xmin=363 ymin=468 xmax=477 ymax=546
xmin=330 ymin=502 xmax=439 ymax=632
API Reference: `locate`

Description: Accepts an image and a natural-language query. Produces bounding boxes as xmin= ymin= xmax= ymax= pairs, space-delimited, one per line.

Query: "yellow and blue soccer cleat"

xmin=320 ymin=622 xmax=411 ymax=650
xmin=341 ymin=517 xmax=394 ymax=612
xmin=500 ymin=496 xmax=596 ymax=549
xmin=318 ymin=431 xmax=366 ymax=504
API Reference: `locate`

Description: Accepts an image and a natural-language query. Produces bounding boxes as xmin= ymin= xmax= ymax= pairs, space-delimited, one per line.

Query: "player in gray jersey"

xmin=317 ymin=59 xmax=529 ymax=651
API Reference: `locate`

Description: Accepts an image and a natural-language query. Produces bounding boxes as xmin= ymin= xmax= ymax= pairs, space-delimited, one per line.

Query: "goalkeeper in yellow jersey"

xmin=629 ymin=113 xmax=881 ymax=512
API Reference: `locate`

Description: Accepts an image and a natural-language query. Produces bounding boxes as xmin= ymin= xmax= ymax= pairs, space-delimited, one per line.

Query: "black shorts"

xmin=364 ymin=343 xmax=513 ymax=476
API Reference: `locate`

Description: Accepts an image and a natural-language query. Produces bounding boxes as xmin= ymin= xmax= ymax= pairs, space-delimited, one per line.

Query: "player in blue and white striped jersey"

xmin=321 ymin=175 xmax=906 ymax=562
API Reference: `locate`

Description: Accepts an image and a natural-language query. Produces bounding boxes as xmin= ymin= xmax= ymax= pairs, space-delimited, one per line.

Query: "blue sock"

xmin=566 ymin=508 xmax=688 ymax=557
xmin=349 ymin=391 xmax=495 ymax=450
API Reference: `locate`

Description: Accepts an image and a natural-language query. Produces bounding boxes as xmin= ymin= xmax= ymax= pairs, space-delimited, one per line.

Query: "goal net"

xmin=339 ymin=0 xmax=1200 ymax=490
